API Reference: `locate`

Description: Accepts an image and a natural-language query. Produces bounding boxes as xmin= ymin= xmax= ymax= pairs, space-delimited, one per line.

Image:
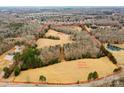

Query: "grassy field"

xmin=36 ymin=38 xmax=72 ymax=49
xmin=112 ymin=44 xmax=124 ymax=49
xmin=0 ymin=48 xmax=14 ymax=72
xmin=112 ymin=51 xmax=124 ymax=65
xmin=65 ymin=26 xmax=82 ymax=32
xmin=36 ymin=29 xmax=72 ymax=49
xmin=52 ymin=25 xmax=82 ymax=32
xmin=0 ymin=29 xmax=120 ymax=84
xmin=104 ymin=44 xmax=124 ymax=65
xmin=45 ymin=29 xmax=71 ymax=40
xmin=5 ymin=57 xmax=117 ymax=83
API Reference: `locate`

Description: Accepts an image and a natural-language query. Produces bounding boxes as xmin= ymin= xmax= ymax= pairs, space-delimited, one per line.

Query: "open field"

xmin=66 ymin=26 xmax=82 ymax=32
xmin=112 ymin=51 xmax=124 ymax=65
xmin=36 ymin=38 xmax=72 ymax=49
xmin=112 ymin=44 xmax=124 ymax=49
xmin=45 ymin=29 xmax=71 ymax=40
xmin=65 ymin=26 xmax=82 ymax=32
xmin=104 ymin=44 xmax=124 ymax=65
xmin=3 ymin=57 xmax=117 ymax=83
xmin=36 ymin=29 xmax=72 ymax=48
xmin=0 ymin=49 xmax=14 ymax=72
xmin=51 ymin=25 xmax=82 ymax=32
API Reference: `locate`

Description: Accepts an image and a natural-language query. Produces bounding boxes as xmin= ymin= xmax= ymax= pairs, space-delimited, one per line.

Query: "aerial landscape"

xmin=0 ymin=6 xmax=124 ymax=87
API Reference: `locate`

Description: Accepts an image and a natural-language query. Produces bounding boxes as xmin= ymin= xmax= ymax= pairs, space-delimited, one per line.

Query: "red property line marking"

xmin=77 ymin=62 xmax=88 ymax=68
xmin=0 ymin=69 xmax=123 ymax=85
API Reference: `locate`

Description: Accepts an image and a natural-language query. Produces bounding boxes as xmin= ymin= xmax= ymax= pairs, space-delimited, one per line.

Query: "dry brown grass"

xmin=9 ymin=57 xmax=117 ymax=83
xmin=0 ymin=29 xmax=119 ymax=83
xmin=0 ymin=48 xmax=15 ymax=73
xmin=104 ymin=44 xmax=124 ymax=65
xmin=112 ymin=44 xmax=124 ymax=49
xmin=36 ymin=38 xmax=71 ymax=49
xmin=45 ymin=29 xmax=70 ymax=40
xmin=67 ymin=26 xmax=82 ymax=32
xmin=36 ymin=29 xmax=72 ymax=49
xmin=112 ymin=51 xmax=124 ymax=65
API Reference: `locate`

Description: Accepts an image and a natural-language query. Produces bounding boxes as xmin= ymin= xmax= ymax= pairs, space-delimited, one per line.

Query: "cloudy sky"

xmin=0 ymin=0 xmax=123 ymax=6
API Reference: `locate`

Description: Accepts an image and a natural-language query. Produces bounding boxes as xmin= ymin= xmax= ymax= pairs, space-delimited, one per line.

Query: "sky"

xmin=0 ymin=0 xmax=123 ymax=6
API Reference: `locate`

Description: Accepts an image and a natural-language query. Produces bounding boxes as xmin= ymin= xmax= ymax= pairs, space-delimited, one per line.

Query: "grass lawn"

xmin=6 ymin=57 xmax=117 ymax=83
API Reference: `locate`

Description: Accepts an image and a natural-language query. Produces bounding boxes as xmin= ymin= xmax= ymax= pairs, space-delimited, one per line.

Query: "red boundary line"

xmin=0 ymin=24 xmax=122 ymax=85
xmin=0 ymin=70 xmax=122 ymax=85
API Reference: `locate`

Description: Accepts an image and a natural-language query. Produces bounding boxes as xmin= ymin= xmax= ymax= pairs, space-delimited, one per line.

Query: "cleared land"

xmin=4 ymin=57 xmax=117 ymax=83
xmin=52 ymin=25 xmax=82 ymax=32
xmin=45 ymin=29 xmax=71 ymax=40
xmin=0 ymin=27 xmax=120 ymax=84
xmin=112 ymin=44 xmax=124 ymax=49
xmin=105 ymin=44 xmax=124 ymax=65
xmin=36 ymin=29 xmax=72 ymax=48
xmin=112 ymin=51 xmax=124 ymax=65
xmin=65 ymin=26 xmax=82 ymax=32
xmin=36 ymin=39 xmax=72 ymax=49
xmin=0 ymin=49 xmax=14 ymax=72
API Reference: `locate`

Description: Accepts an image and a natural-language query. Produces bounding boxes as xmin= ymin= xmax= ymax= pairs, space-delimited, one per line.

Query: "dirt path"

xmin=60 ymin=47 xmax=65 ymax=62
xmin=84 ymin=25 xmax=102 ymax=47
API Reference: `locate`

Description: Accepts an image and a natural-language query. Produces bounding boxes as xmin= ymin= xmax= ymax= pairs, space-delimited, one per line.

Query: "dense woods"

xmin=50 ymin=25 xmax=102 ymax=60
xmin=92 ymin=27 xmax=124 ymax=44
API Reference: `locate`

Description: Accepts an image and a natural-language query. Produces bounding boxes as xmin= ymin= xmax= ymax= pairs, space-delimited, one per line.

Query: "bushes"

xmin=3 ymin=65 xmax=21 ymax=78
xmin=3 ymin=67 xmax=12 ymax=79
xmin=93 ymin=71 xmax=99 ymax=79
xmin=113 ymin=67 xmax=122 ymax=73
xmin=100 ymin=45 xmax=117 ymax=64
xmin=87 ymin=71 xmax=99 ymax=81
xmin=107 ymin=53 xmax=117 ymax=64
xmin=14 ymin=66 xmax=21 ymax=76
xmin=39 ymin=75 xmax=46 ymax=82
xmin=45 ymin=36 xmax=60 ymax=40
xmin=77 ymin=80 xmax=80 ymax=84
xmin=88 ymin=72 xmax=93 ymax=81
xmin=15 ymin=41 xmax=25 ymax=46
